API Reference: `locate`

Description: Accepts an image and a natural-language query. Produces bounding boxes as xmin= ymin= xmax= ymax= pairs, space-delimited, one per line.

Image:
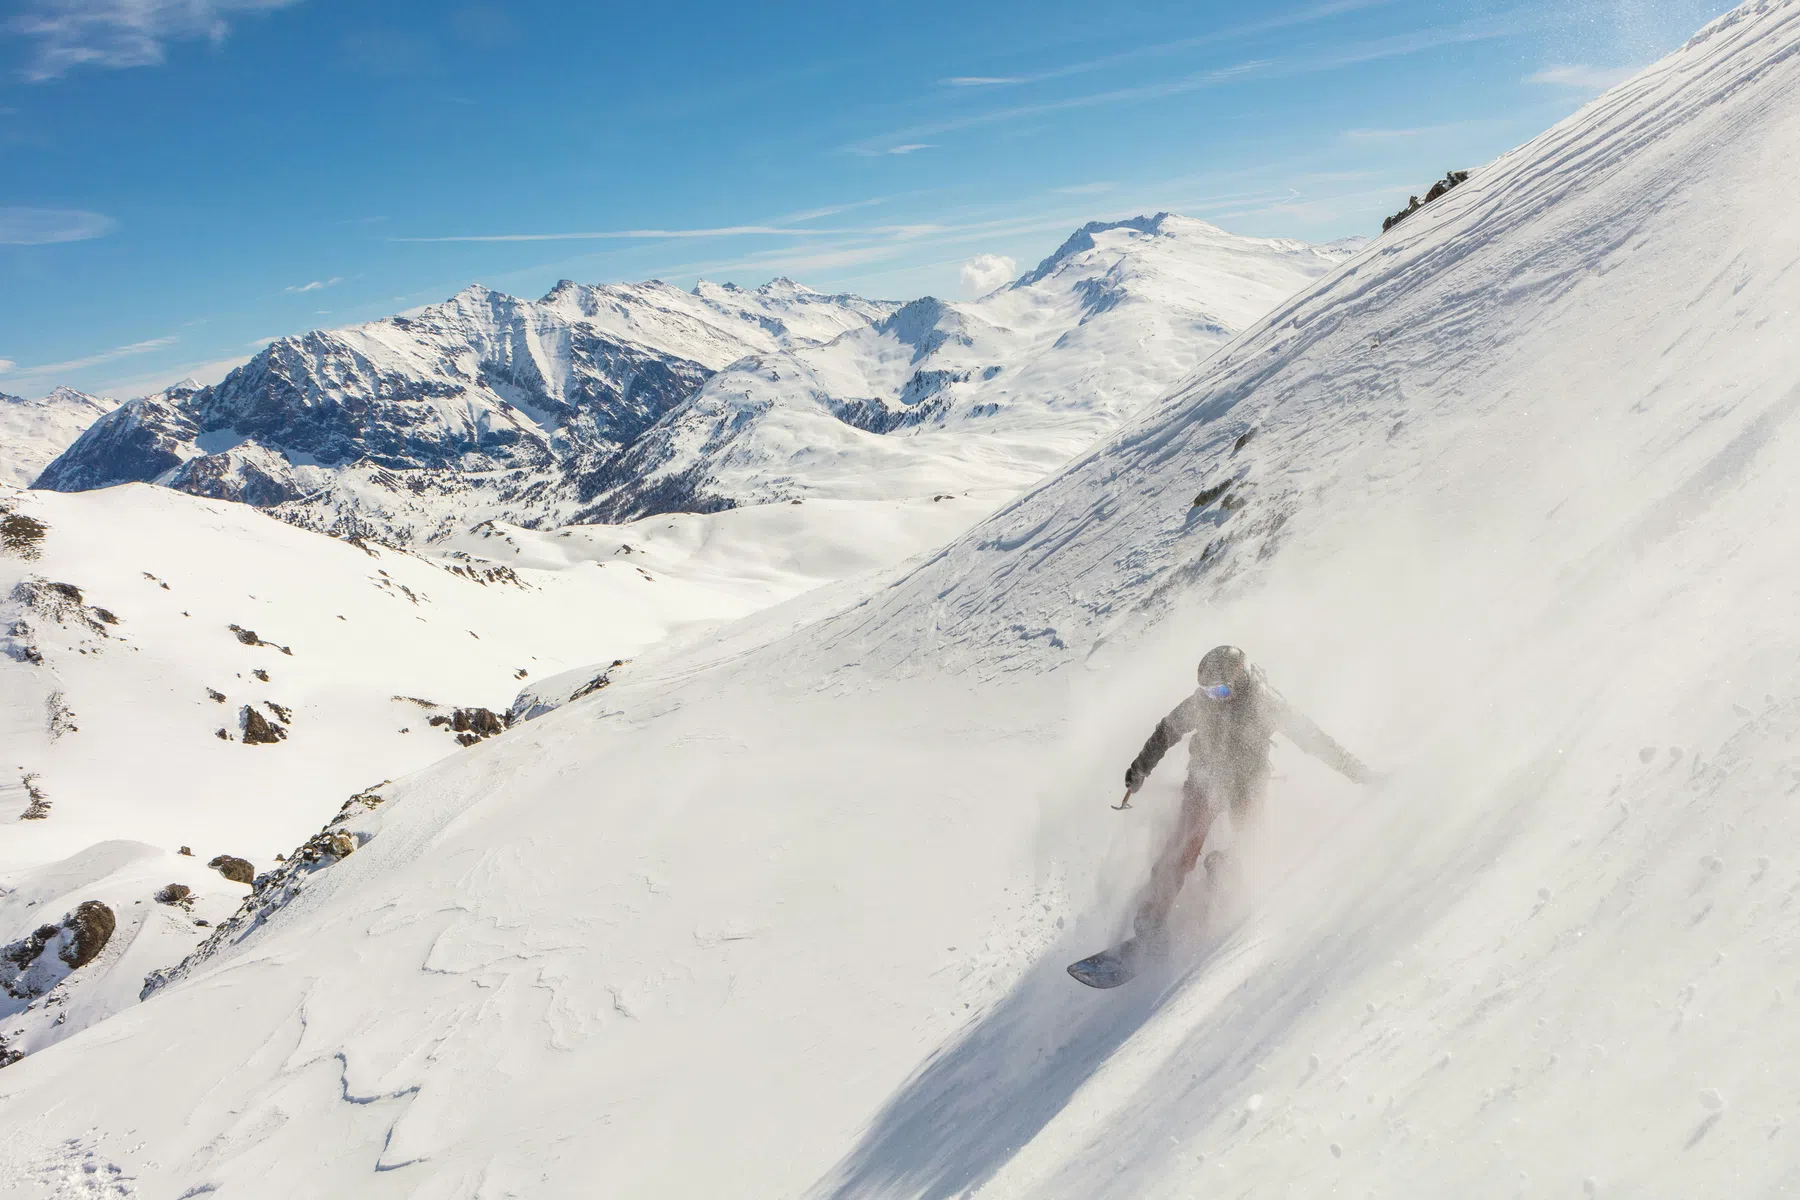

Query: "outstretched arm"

xmin=1123 ymin=694 xmax=1202 ymax=796
xmin=1269 ymin=692 xmax=1374 ymax=784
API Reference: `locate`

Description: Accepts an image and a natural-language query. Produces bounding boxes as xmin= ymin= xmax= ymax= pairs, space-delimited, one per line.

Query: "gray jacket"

xmin=1125 ymin=671 xmax=1370 ymax=808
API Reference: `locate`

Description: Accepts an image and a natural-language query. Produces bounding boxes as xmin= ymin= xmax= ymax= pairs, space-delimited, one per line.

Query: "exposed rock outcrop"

xmin=240 ymin=705 xmax=286 ymax=745
xmin=146 ymin=785 xmax=387 ymax=998
xmin=2 ymin=900 xmax=116 ymax=1002
xmin=208 ymin=854 xmax=255 ymax=884
xmin=1383 ymin=170 xmax=1471 ymax=233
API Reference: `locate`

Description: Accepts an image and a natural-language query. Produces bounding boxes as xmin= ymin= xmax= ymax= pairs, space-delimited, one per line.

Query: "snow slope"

xmin=0 ymin=480 xmax=996 ymax=1066
xmin=574 ymin=215 xmax=1356 ymax=520
xmin=9 ymin=2 xmax=1800 ymax=1197
xmin=0 ymin=387 xmax=114 ymax=487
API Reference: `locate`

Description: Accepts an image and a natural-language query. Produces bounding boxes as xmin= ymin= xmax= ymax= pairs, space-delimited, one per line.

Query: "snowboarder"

xmin=1070 ymin=645 xmax=1374 ymax=988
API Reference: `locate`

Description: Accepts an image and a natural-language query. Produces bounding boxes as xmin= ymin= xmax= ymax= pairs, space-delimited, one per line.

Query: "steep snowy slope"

xmin=34 ymin=280 xmax=896 ymax=544
xmin=0 ymin=387 xmax=114 ymax=486
xmin=575 ymin=215 xmax=1356 ymax=520
xmin=0 ymin=480 xmax=995 ymax=1066
xmin=8 ymin=3 xmax=1800 ymax=1198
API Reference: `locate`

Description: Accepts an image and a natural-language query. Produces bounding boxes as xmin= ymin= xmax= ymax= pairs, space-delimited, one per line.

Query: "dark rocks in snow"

xmin=147 ymin=802 xmax=377 ymax=999
xmin=19 ymin=772 xmax=49 ymax=820
xmin=209 ymin=854 xmax=256 ymax=884
xmin=252 ymin=668 xmax=269 ymax=682
xmin=240 ymin=705 xmax=286 ymax=745
xmin=61 ymin=902 xmax=115 ymax=970
xmin=427 ymin=706 xmax=507 ymax=745
xmin=1383 ymin=170 xmax=1470 ymax=233
xmin=46 ymin=692 xmax=77 ymax=739
xmin=2 ymin=902 xmax=116 ymax=1000
xmin=1192 ymin=481 xmax=1231 ymax=510
xmin=264 ymin=700 xmax=292 ymax=724
xmin=207 ymin=688 xmax=226 ymax=703
xmin=228 ymin=624 xmax=292 ymax=655
xmin=178 ymin=845 xmax=193 ymax=856
xmin=10 ymin=577 xmax=116 ymax=640
xmin=154 ymin=884 xmax=192 ymax=905
xmin=456 ymin=707 xmax=504 ymax=736
xmin=0 ymin=508 xmax=46 ymax=559
xmin=215 ymin=727 xmax=231 ymax=740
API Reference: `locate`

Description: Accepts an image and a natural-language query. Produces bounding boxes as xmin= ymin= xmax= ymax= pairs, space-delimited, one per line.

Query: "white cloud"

xmin=4 ymin=336 xmax=176 ymax=383
xmin=0 ymin=206 xmax=115 ymax=244
xmin=1053 ymin=182 xmax=1117 ymax=195
xmin=10 ymin=0 xmax=301 ymax=82
xmin=92 ymin=354 xmax=245 ymax=400
xmin=1527 ymin=64 xmax=1635 ymax=90
xmin=886 ymin=143 xmax=932 ymax=155
xmin=393 ymin=224 xmax=847 ymax=244
xmin=943 ymin=76 xmax=1021 ymax=86
xmin=0 ymin=358 xmax=15 ymax=373
xmin=959 ymin=253 xmax=1017 ymax=297
xmin=847 ymin=19 xmax=1513 ymax=156
xmin=284 ymin=276 xmax=342 ymax=293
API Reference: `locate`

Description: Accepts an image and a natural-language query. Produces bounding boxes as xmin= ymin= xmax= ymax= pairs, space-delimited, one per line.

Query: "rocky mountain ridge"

xmin=35 ymin=217 xmax=1360 ymax=542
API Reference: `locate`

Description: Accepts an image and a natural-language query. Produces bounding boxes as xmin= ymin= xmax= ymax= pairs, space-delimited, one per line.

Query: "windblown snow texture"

xmin=9 ymin=4 xmax=1800 ymax=1197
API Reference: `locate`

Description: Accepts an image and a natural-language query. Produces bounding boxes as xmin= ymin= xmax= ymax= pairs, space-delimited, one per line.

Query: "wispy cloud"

xmin=845 ymin=142 xmax=936 ymax=158
xmin=850 ymin=19 xmax=1515 ymax=155
xmin=3 ymin=335 xmax=177 ymax=382
xmin=0 ymin=206 xmax=115 ymax=244
xmin=934 ymin=0 xmax=1395 ymax=93
xmin=9 ymin=0 xmax=301 ymax=83
xmin=1527 ymin=63 xmax=1635 ymax=90
xmin=1340 ymin=120 xmax=1489 ymax=141
xmin=772 ymin=197 xmax=889 ymax=223
xmin=391 ymin=224 xmax=854 ymax=244
xmin=0 ymin=358 xmax=16 ymax=373
xmin=848 ymin=61 xmax=1266 ymax=154
xmin=284 ymin=276 xmax=342 ymax=293
xmin=1052 ymin=181 xmax=1117 ymax=195
xmin=94 ymin=354 xmax=247 ymax=400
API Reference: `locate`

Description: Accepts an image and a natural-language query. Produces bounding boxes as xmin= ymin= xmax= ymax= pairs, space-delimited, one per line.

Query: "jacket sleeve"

xmin=1267 ymin=690 xmax=1373 ymax=784
xmin=1124 ymin=694 xmax=1201 ymax=793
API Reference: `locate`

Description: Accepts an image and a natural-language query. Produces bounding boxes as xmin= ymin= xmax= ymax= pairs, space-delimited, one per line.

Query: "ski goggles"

xmin=1199 ymin=683 xmax=1234 ymax=700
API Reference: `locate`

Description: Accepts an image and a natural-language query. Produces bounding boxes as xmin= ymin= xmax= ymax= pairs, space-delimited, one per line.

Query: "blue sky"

xmin=0 ymin=0 xmax=1733 ymax=399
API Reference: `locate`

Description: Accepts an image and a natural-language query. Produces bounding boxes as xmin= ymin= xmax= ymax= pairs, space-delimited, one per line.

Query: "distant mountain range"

xmin=0 ymin=386 xmax=115 ymax=486
xmin=33 ymin=215 xmax=1360 ymax=543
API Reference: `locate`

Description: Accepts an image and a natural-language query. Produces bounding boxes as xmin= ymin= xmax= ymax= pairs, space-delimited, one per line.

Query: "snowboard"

xmin=1066 ymin=936 xmax=1161 ymax=989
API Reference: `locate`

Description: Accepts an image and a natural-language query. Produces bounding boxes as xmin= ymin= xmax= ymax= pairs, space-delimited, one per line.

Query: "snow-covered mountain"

xmin=0 ymin=386 xmax=114 ymax=486
xmin=14 ymin=0 xmax=1800 ymax=1194
xmin=34 ymin=219 xmax=1352 ymax=541
xmin=34 ymin=280 xmax=896 ymax=542
xmin=573 ymin=214 xmax=1357 ymax=521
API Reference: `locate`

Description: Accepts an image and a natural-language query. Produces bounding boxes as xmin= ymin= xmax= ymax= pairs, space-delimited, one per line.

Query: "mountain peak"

xmin=1015 ymin=212 xmax=1173 ymax=288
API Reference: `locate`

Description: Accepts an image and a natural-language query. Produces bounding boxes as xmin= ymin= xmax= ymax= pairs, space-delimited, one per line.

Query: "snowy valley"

xmin=7 ymin=1 xmax=1800 ymax=1196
